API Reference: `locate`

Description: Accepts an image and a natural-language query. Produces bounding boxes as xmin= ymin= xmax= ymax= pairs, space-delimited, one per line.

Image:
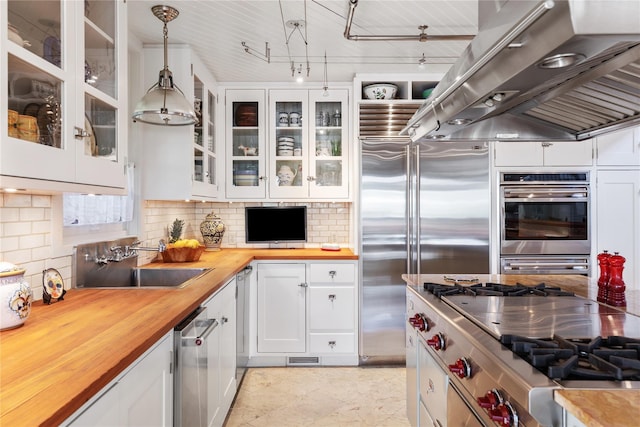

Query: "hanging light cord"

xmin=279 ymin=0 xmax=310 ymax=77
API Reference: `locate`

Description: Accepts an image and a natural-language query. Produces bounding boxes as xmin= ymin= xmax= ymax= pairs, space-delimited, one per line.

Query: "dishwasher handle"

xmin=183 ymin=318 xmax=219 ymax=346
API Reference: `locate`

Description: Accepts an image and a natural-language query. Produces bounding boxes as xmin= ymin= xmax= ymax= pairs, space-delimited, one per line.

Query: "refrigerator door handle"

xmin=406 ymin=144 xmax=412 ymax=274
xmin=415 ymin=144 xmax=421 ymax=276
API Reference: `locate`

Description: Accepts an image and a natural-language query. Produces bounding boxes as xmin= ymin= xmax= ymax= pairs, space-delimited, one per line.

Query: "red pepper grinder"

xmin=607 ymin=252 xmax=626 ymax=307
xmin=596 ymin=250 xmax=610 ymax=303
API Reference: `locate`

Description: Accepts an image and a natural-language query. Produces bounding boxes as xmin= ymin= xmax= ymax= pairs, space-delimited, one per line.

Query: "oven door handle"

xmin=502 ymin=187 xmax=588 ymax=199
xmin=506 ymin=261 xmax=589 ymax=268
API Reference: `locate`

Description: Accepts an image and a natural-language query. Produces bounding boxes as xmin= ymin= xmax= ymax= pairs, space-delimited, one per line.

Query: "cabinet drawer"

xmin=309 ymin=333 xmax=355 ymax=354
xmin=309 ymin=287 xmax=355 ymax=330
xmin=309 ymin=263 xmax=355 ymax=284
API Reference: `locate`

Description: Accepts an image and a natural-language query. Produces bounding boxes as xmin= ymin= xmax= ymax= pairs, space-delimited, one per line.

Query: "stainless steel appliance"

xmin=500 ymin=172 xmax=591 ymax=275
xmin=402 ymin=0 xmax=640 ymax=142
xmin=174 ymin=306 xmax=219 ymax=427
xmin=360 ymin=126 xmax=490 ymax=364
xmin=406 ymin=281 xmax=640 ymax=426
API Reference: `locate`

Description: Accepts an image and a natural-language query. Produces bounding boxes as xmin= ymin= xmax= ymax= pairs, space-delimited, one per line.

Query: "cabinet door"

xmin=494 ymin=141 xmax=543 ymax=166
xmin=226 ymin=89 xmax=267 ymax=198
xmin=596 ymin=127 xmax=640 ymax=166
xmin=269 ymin=89 xmax=309 ymax=199
xmin=308 ymin=89 xmax=349 ymax=198
xmin=257 ymin=263 xmax=306 ymax=353
xmin=544 ymin=141 xmax=592 ymax=166
xmin=596 ymin=170 xmax=640 ymax=287
xmin=219 ymin=278 xmax=237 ymax=418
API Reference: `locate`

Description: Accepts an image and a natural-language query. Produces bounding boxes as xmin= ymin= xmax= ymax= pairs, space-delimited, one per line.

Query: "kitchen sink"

xmin=130 ymin=268 xmax=211 ymax=288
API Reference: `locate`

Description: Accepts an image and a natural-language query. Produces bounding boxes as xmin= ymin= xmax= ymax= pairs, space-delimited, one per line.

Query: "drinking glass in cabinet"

xmin=8 ymin=55 xmax=62 ymax=148
xmin=8 ymin=1 xmax=62 ymax=65
xmin=85 ymin=94 xmax=116 ymax=159
xmin=194 ymin=148 xmax=204 ymax=182
xmin=233 ymin=160 xmax=259 ymax=186
xmin=316 ymin=160 xmax=342 ymax=186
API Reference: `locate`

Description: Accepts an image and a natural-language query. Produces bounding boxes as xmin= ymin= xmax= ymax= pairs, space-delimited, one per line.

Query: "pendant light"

xmin=132 ymin=5 xmax=197 ymax=126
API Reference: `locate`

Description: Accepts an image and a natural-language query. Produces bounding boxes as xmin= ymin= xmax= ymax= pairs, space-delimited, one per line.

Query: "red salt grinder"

xmin=596 ymin=250 xmax=610 ymax=303
xmin=607 ymin=252 xmax=626 ymax=307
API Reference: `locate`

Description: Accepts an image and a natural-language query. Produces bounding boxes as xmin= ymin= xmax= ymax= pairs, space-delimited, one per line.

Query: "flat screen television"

xmin=245 ymin=206 xmax=307 ymax=244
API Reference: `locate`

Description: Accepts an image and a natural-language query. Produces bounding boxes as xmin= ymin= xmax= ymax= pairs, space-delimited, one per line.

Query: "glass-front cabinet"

xmin=2 ymin=0 xmax=127 ymax=191
xmin=269 ymin=88 xmax=349 ymax=200
xmin=226 ymin=89 xmax=266 ymax=199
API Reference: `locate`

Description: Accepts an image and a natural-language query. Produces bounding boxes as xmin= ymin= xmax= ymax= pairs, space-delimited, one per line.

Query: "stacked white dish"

xmin=277 ymin=136 xmax=295 ymax=156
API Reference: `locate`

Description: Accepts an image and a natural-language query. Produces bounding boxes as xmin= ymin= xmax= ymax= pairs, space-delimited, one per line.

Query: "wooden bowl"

xmin=160 ymin=246 xmax=205 ymax=263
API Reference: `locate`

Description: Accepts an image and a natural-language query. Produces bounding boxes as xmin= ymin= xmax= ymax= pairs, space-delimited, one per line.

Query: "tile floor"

xmin=224 ymin=367 xmax=411 ymax=427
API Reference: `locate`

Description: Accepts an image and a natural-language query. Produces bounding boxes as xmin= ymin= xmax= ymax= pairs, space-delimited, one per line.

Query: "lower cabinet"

xmin=203 ymin=277 xmax=237 ymax=427
xmin=63 ymin=332 xmax=173 ymax=427
xmin=255 ymin=260 xmax=358 ymax=365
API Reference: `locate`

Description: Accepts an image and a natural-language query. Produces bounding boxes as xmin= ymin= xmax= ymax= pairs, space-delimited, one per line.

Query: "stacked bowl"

xmin=277 ymin=136 xmax=295 ymax=156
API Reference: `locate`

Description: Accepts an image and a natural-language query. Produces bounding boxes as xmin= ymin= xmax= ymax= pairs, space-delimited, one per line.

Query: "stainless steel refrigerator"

xmin=359 ymin=139 xmax=490 ymax=364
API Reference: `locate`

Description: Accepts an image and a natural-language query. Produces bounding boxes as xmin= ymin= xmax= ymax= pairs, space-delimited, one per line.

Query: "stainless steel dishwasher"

xmin=174 ymin=306 xmax=218 ymax=427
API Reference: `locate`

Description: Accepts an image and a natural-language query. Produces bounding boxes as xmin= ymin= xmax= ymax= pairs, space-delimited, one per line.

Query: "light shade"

xmin=132 ymin=70 xmax=197 ymax=126
xmin=131 ymin=5 xmax=197 ymax=126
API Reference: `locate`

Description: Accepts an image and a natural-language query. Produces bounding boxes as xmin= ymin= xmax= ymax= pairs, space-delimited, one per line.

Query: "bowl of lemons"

xmin=161 ymin=239 xmax=206 ymax=263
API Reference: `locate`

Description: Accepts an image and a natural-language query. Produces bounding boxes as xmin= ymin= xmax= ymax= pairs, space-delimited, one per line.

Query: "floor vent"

xmin=287 ymin=356 xmax=320 ymax=365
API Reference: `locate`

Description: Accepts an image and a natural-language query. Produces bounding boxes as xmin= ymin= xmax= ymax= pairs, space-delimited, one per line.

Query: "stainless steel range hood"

xmin=402 ymin=0 xmax=640 ymax=142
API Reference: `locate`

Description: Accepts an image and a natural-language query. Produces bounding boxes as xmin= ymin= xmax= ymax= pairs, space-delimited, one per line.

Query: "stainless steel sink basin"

xmin=130 ymin=267 xmax=211 ymax=288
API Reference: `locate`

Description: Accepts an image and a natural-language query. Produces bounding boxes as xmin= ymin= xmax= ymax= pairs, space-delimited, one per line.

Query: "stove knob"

xmin=448 ymin=357 xmax=471 ymax=378
xmin=427 ymin=333 xmax=446 ymax=351
xmin=477 ymin=388 xmax=503 ymax=409
xmin=408 ymin=313 xmax=429 ymax=332
xmin=489 ymin=401 xmax=518 ymax=427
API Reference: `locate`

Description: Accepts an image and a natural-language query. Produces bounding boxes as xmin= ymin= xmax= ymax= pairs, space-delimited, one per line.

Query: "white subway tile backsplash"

xmin=3 ymin=221 xmax=31 ymax=236
xmin=20 ymin=207 xmax=46 ymax=222
xmin=3 ymin=193 xmax=32 ymax=207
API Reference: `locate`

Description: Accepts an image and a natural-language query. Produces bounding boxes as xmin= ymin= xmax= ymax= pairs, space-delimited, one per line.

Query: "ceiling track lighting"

xmin=241 ymin=41 xmax=271 ymax=63
xmin=418 ymin=53 xmax=427 ymax=70
xmin=280 ymin=0 xmax=310 ymax=81
xmin=132 ymin=5 xmax=197 ymax=126
xmin=322 ymin=51 xmax=329 ymax=96
xmin=344 ymin=0 xmax=474 ymax=42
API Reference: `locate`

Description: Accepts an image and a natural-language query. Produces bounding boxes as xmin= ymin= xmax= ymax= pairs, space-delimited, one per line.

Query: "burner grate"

xmin=501 ymin=334 xmax=640 ymax=381
xmin=423 ymin=282 xmax=575 ymax=297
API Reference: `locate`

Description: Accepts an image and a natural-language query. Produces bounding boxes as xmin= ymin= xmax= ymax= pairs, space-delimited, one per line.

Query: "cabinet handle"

xmin=307 ymin=176 xmax=316 ymax=181
xmin=328 ymin=341 xmax=336 ymax=348
xmin=258 ymin=176 xmax=267 ymax=181
xmin=328 ymin=294 xmax=336 ymax=301
xmin=299 ymin=282 xmax=308 ymax=288
xmin=329 ymin=270 xmax=336 ymax=278
xmin=541 ymin=142 xmax=553 ymax=148
xmin=74 ymin=126 xmax=90 ymax=139
xmin=221 ymin=316 xmax=228 ymax=324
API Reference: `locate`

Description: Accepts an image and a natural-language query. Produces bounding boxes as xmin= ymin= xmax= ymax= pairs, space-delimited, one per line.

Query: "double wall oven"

xmin=499 ymin=172 xmax=590 ymax=275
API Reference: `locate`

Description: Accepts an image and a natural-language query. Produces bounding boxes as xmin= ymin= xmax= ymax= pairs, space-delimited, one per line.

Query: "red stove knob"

xmin=427 ymin=333 xmax=445 ymax=351
xmin=408 ymin=313 xmax=429 ymax=332
xmin=477 ymin=389 xmax=503 ymax=408
xmin=448 ymin=357 xmax=471 ymax=378
xmin=489 ymin=402 xmax=519 ymax=427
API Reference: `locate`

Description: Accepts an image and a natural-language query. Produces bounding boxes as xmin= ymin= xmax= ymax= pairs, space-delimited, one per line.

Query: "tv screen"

xmin=245 ymin=206 xmax=307 ymax=243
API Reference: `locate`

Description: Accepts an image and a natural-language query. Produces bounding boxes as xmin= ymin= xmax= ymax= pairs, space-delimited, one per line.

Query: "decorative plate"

xmin=43 ymin=268 xmax=66 ymax=304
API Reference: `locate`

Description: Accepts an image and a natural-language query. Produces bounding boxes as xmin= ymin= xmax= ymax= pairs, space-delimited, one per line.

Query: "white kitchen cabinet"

xmin=64 ymin=332 xmax=173 ymax=427
xmin=225 ymin=89 xmax=267 ymax=199
xmin=269 ymin=88 xmax=349 ymax=200
xmin=257 ymin=263 xmax=307 ymax=353
xmin=595 ymin=170 xmax=640 ymax=289
xmin=595 ymin=126 xmax=640 ymax=166
xmin=308 ymin=263 xmax=356 ymax=355
xmin=254 ymin=260 xmax=358 ymax=365
xmin=202 ymin=277 xmax=237 ymax=427
xmin=138 ymin=46 xmax=219 ymax=200
xmin=494 ymin=140 xmax=593 ymax=167
xmin=2 ymin=0 xmax=128 ymax=192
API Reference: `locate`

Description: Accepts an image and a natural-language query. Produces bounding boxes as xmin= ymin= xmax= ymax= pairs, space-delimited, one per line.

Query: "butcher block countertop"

xmin=404 ymin=274 xmax=640 ymax=427
xmin=0 ymin=248 xmax=357 ymax=427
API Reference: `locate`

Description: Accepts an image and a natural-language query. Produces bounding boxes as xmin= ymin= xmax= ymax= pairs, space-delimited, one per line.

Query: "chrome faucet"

xmin=128 ymin=239 xmax=166 ymax=255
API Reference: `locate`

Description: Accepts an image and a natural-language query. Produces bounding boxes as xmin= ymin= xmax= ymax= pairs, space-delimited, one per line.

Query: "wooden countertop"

xmin=403 ymin=273 xmax=640 ymax=427
xmin=0 ymin=248 xmax=357 ymax=426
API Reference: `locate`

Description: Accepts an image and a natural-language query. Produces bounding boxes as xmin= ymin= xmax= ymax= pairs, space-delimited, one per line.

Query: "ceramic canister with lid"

xmin=0 ymin=262 xmax=33 ymax=330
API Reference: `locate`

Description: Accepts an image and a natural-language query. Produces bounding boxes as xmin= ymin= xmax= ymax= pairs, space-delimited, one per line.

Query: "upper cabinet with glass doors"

xmin=225 ymin=89 xmax=267 ymax=199
xmin=269 ymin=88 xmax=349 ymax=200
xmin=2 ymin=0 xmax=127 ymax=192
xmin=138 ymin=46 xmax=219 ymax=200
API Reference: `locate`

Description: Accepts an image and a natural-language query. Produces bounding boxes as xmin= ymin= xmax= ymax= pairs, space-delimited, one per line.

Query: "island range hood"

xmin=402 ymin=0 xmax=640 ymax=142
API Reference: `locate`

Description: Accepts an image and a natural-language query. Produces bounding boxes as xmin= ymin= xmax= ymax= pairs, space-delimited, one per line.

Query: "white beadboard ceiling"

xmin=127 ymin=0 xmax=478 ymax=83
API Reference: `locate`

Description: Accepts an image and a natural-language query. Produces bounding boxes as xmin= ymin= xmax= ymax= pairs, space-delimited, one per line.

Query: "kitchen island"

xmin=0 ymin=248 xmax=357 ymax=426
xmin=404 ymin=274 xmax=640 ymax=427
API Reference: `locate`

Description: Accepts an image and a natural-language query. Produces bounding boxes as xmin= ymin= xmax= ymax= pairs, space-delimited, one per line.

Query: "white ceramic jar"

xmin=0 ymin=262 xmax=33 ymax=330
